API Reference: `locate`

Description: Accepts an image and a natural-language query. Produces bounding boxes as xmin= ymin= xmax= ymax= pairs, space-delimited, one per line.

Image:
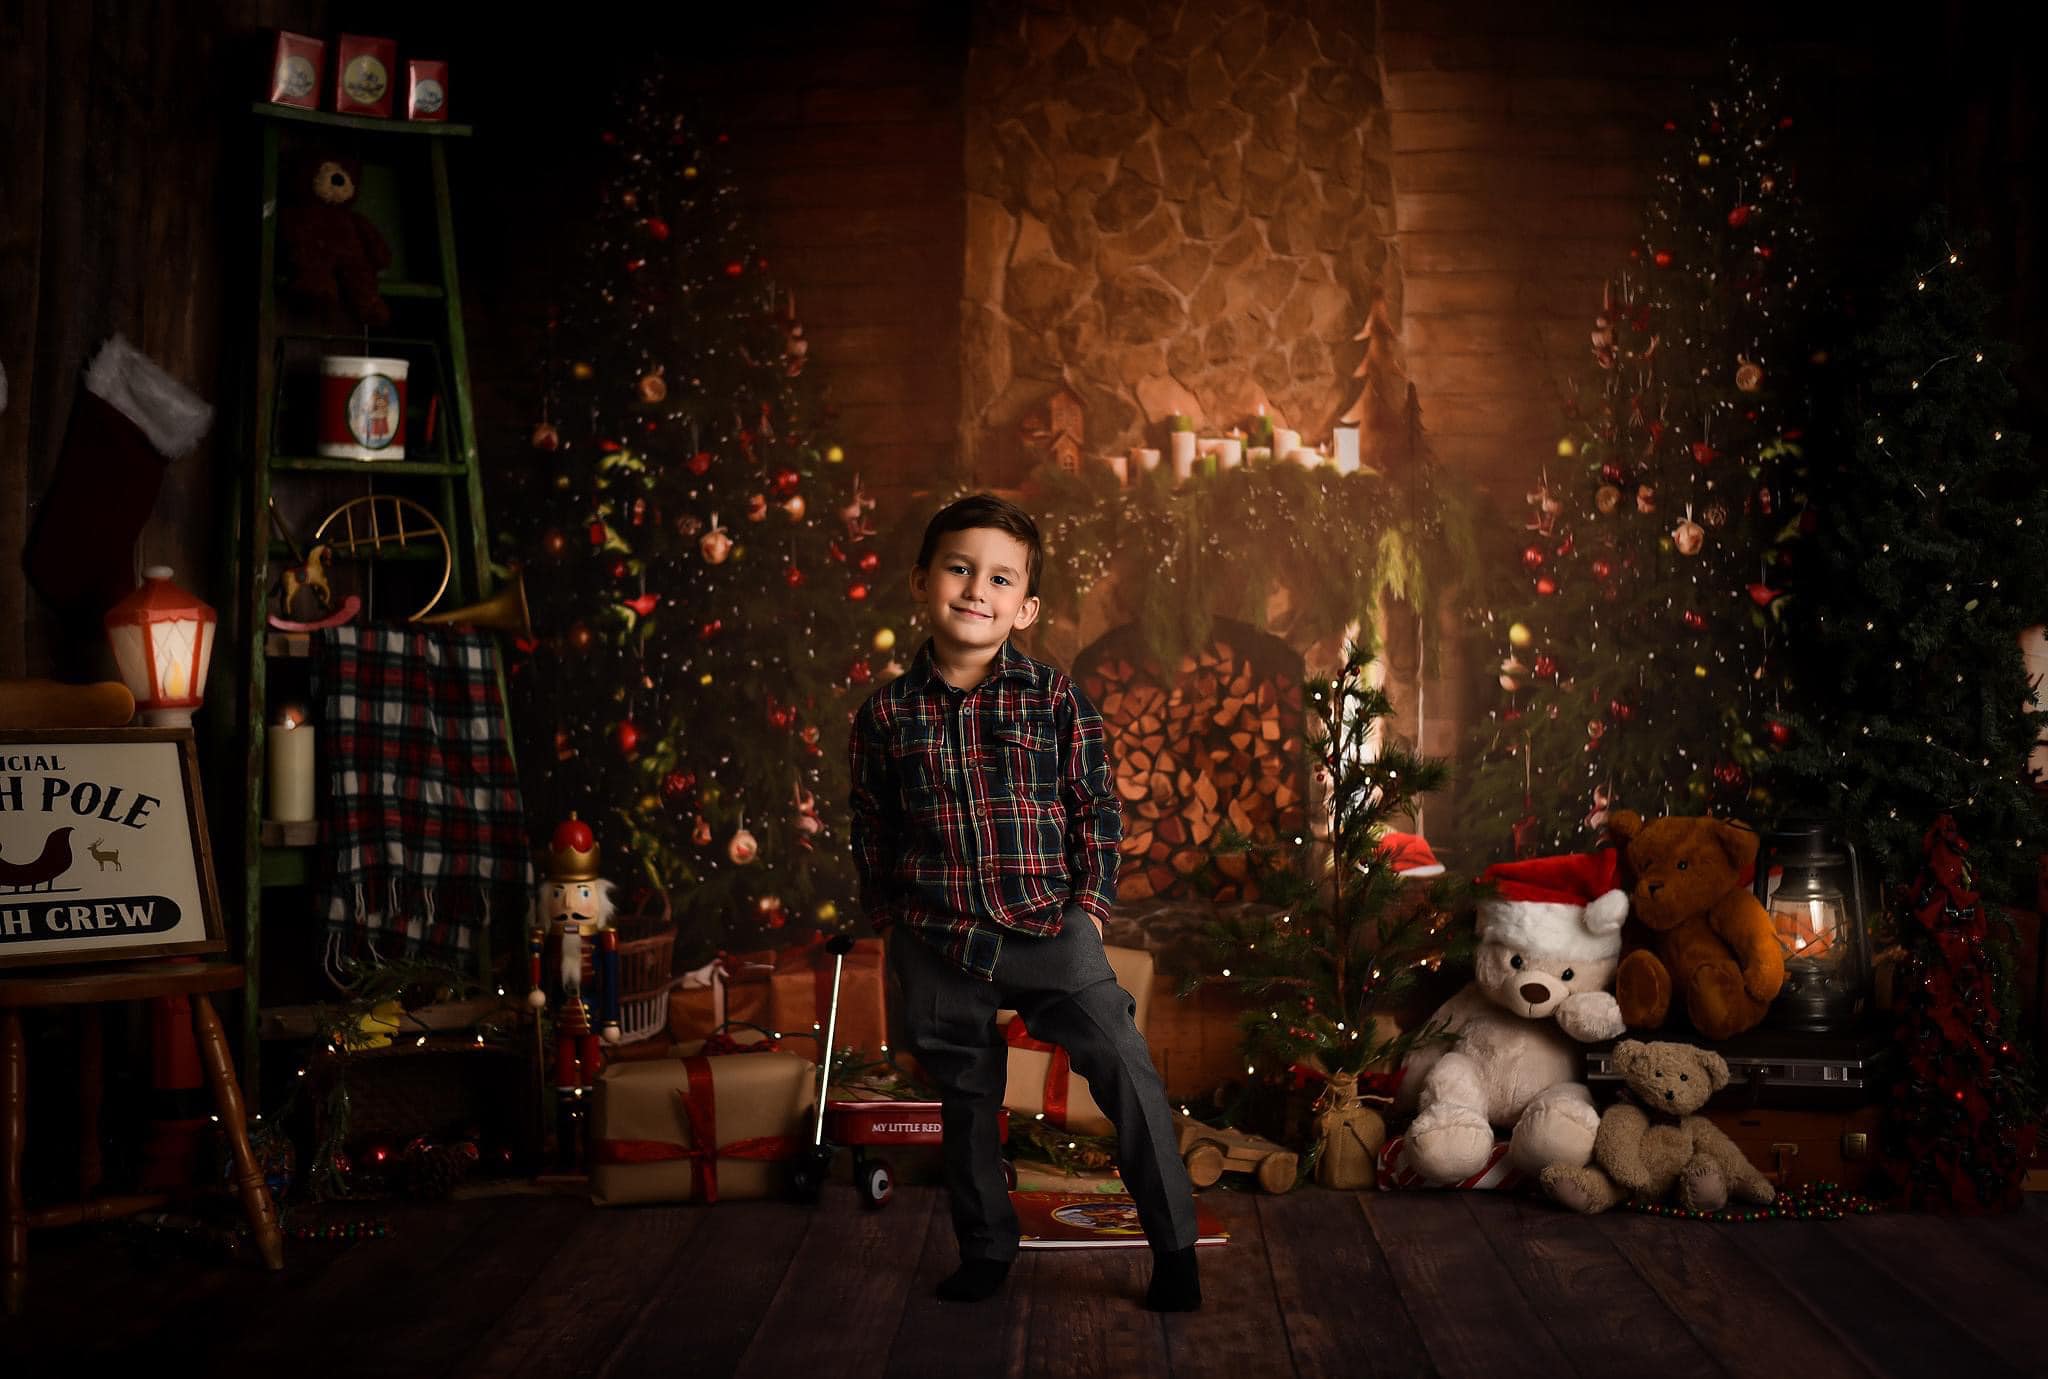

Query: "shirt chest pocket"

xmin=889 ymin=727 xmax=949 ymax=816
xmin=988 ymin=721 xmax=1059 ymax=802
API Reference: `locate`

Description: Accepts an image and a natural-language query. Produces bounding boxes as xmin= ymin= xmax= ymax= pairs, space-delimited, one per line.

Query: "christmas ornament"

xmin=800 ymin=724 xmax=821 ymax=750
xmin=644 ymin=215 xmax=670 ymax=240
xmin=1653 ymin=249 xmax=1673 ymax=268
xmin=699 ymin=520 xmax=733 ymax=564
xmin=571 ymin=362 xmax=594 ymax=380
xmin=1636 ymin=484 xmax=1656 ymax=514
xmin=1682 ymin=609 xmax=1706 ymax=630
xmin=781 ymin=495 xmax=806 ymax=521
xmin=815 ymin=900 xmax=838 ymax=923
xmin=554 ymin=728 xmax=575 ymax=761
xmin=1693 ymin=664 xmax=1708 ymax=678
xmin=692 ymin=816 xmax=712 ymax=847
xmin=699 ymin=618 xmax=723 ymax=639
xmin=847 ymin=581 xmax=870 ymax=601
xmin=1499 ymin=656 xmax=1529 ymax=692
xmin=838 ymin=476 xmax=877 ymax=537
xmin=1702 ymin=502 xmax=1728 ymax=528
xmin=755 ymin=895 xmax=788 ymax=930
xmin=675 ymin=512 xmax=704 ymax=538
xmin=727 ymin=824 xmax=759 ymax=865
xmin=615 ymin=720 xmax=640 ymax=755
xmin=1595 ymin=484 xmax=1622 ymax=515
xmin=1610 ymin=700 xmax=1635 ymax=723
xmin=662 ymin=770 xmax=695 ymax=802
xmin=724 ymin=260 xmax=744 ymax=277
xmin=1521 ymin=544 xmax=1546 ymax=571
xmin=1727 ymin=204 xmax=1753 ymax=228
xmin=1590 ymin=559 xmax=1613 ymax=582
xmin=746 ymin=494 xmax=769 ymax=522
xmin=785 ymin=564 xmax=805 ymax=588
xmin=1672 ymin=509 xmax=1705 ymax=557
xmin=686 ymin=450 xmax=713 ymax=476
xmin=531 ymin=421 xmax=560 ymax=451
xmin=1690 ymin=441 xmax=1717 ymax=465
xmin=1532 ymin=654 xmax=1558 ymax=680
xmin=1507 ymin=622 xmax=1533 ymax=649
xmin=824 ymin=444 xmax=845 ymax=463
xmin=623 ymin=592 xmax=658 ymax=618
xmin=771 ymin=467 xmax=802 ymax=497
xmin=1600 ymin=462 xmax=1626 ymax=485
xmin=1767 ymin=720 xmax=1792 ymax=749
xmin=1735 ymin=356 xmax=1763 ymax=392
xmin=856 ymin=550 xmax=881 ymax=574
xmin=568 ymin=623 xmax=595 ymax=652
xmin=542 ymin=529 xmax=567 ymax=558
xmin=1760 ymin=175 xmax=1776 ymax=194
xmin=1587 ymin=719 xmax=1606 ymax=741
xmin=587 ymin=520 xmax=606 ymax=547
xmin=638 ymin=369 xmax=667 ymax=403
xmin=1535 ymin=577 xmax=1557 ymax=597
xmin=1555 ymin=437 xmax=1576 ymax=458
xmin=1746 ymin=582 xmax=1783 ymax=607
xmin=848 ymin=658 xmax=873 ymax=685
xmin=1713 ymin=760 xmax=1746 ymax=789
xmin=873 ymin=627 xmax=897 ymax=653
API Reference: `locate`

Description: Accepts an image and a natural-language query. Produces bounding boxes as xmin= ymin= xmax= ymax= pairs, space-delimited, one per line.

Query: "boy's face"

xmin=911 ymin=525 xmax=1040 ymax=658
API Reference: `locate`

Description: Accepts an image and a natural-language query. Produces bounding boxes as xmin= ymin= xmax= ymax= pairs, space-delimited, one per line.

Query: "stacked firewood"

xmin=1081 ymin=640 xmax=1307 ymax=902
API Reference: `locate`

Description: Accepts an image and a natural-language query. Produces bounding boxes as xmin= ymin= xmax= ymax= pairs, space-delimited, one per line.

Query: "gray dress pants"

xmin=887 ymin=914 xmax=1198 ymax=1262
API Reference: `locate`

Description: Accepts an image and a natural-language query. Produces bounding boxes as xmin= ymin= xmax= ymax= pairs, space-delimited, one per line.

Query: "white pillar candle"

xmin=1272 ymin=427 xmax=1301 ymax=459
xmin=268 ymin=709 xmax=316 ymax=823
xmin=1292 ymin=446 xmax=1321 ymax=467
xmin=1132 ymin=446 xmax=1161 ymax=473
xmin=1333 ymin=426 xmax=1361 ymax=474
xmin=1217 ymin=437 xmax=1244 ymax=469
xmin=1105 ymin=452 xmax=1129 ymax=485
xmin=1170 ymin=430 xmax=1198 ymax=480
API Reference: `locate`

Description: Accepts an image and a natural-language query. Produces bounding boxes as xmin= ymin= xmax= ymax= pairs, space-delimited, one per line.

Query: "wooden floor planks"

xmin=5 ymin=1185 xmax=2046 ymax=1379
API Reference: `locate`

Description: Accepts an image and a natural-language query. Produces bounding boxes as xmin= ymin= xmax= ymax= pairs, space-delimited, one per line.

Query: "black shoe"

xmin=1145 ymin=1246 xmax=1201 ymax=1312
xmin=936 ymin=1257 xmax=1012 ymax=1303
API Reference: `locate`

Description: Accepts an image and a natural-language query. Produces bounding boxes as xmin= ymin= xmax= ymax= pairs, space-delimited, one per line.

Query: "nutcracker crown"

xmin=547 ymin=811 xmax=602 ymax=882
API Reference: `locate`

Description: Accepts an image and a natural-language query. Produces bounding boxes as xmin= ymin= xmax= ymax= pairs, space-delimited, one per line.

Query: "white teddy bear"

xmin=1395 ymin=849 xmax=1630 ymax=1185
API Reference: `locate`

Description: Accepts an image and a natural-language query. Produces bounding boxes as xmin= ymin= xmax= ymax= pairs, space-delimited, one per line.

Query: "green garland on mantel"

xmin=878 ymin=457 xmax=1478 ymax=675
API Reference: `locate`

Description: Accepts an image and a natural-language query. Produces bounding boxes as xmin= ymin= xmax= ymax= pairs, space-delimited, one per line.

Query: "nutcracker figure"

xmin=527 ymin=813 xmax=621 ymax=1162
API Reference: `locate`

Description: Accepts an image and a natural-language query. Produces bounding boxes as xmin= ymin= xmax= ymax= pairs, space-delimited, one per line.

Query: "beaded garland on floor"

xmin=1623 ymin=1179 xmax=1879 ymax=1222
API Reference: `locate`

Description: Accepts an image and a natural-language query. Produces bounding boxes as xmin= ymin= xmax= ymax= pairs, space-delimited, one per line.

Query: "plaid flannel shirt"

xmin=848 ymin=637 xmax=1120 ymax=980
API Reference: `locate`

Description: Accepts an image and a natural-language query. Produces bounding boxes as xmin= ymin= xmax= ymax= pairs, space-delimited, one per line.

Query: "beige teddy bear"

xmin=1540 ymin=1039 xmax=1776 ymax=1214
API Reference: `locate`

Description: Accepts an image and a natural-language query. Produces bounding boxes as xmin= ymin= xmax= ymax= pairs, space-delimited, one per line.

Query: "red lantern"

xmin=104 ymin=566 xmax=217 ymax=727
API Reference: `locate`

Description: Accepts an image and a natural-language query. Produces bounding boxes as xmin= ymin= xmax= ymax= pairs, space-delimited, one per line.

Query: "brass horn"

xmin=414 ymin=569 xmax=532 ymax=638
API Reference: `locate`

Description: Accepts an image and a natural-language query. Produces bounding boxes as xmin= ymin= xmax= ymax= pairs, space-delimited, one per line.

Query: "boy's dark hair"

xmin=915 ymin=493 xmax=1043 ymax=597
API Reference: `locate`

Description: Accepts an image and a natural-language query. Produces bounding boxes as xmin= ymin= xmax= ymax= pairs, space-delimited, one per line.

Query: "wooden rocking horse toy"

xmin=278 ymin=544 xmax=333 ymax=620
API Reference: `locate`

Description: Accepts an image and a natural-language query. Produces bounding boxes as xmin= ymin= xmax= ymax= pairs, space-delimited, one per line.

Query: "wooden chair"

xmin=0 ymin=678 xmax=284 ymax=1313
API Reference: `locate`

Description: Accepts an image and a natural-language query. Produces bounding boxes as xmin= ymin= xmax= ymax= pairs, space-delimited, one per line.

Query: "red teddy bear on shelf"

xmin=280 ymin=152 xmax=391 ymax=327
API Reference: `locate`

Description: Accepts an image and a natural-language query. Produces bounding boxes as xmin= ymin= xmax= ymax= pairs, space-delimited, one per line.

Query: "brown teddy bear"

xmin=1608 ymin=810 xmax=1785 ymax=1040
xmin=280 ymin=153 xmax=391 ymax=327
xmin=1539 ymin=1039 xmax=1775 ymax=1214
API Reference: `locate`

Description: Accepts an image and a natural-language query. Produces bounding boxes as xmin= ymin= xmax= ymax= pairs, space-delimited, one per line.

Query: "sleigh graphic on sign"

xmin=0 ymin=827 xmax=79 ymax=894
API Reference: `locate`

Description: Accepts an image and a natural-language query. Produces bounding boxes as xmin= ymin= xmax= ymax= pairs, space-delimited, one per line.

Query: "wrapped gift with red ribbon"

xmin=590 ymin=1050 xmax=814 ymax=1205
xmin=765 ymin=933 xmax=888 ymax=1058
xmin=999 ymin=943 xmax=1155 ymax=1136
xmin=668 ymin=949 xmax=776 ymax=1043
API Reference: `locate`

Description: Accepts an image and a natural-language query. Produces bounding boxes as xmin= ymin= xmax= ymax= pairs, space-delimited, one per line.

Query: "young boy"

xmin=848 ymin=494 xmax=1201 ymax=1311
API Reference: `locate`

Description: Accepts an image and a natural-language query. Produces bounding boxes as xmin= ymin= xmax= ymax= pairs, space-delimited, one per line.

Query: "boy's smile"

xmin=911 ymin=526 xmax=1040 ymax=680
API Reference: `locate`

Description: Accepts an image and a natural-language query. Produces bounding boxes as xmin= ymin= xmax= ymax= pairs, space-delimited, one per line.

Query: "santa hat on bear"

xmin=1377 ymin=831 xmax=1445 ymax=878
xmin=1476 ymin=848 xmax=1629 ymax=961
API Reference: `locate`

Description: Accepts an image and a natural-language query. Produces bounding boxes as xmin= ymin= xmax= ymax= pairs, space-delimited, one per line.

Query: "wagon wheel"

xmin=1001 ymin=1159 xmax=1018 ymax=1191
xmin=312 ymin=493 xmax=454 ymax=620
xmin=858 ymin=1156 xmax=895 ymax=1209
xmin=1183 ymin=1140 xmax=1226 ymax=1189
xmin=1255 ymin=1151 xmax=1298 ymax=1195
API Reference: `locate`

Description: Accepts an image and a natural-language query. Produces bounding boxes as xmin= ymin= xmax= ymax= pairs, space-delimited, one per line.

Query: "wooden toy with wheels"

xmin=1173 ymin=1112 xmax=1299 ymax=1194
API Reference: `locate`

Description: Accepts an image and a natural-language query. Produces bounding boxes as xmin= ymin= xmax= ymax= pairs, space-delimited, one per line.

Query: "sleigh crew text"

xmin=0 ymin=896 xmax=184 ymax=942
xmin=0 ymin=769 xmax=163 ymax=828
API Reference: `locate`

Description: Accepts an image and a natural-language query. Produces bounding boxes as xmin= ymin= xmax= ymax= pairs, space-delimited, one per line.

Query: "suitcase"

xmin=1585 ymin=1024 xmax=1894 ymax=1111
xmin=1704 ymin=1103 xmax=1884 ymax=1190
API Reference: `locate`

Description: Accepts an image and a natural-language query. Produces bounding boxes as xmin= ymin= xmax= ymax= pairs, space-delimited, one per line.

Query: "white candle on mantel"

xmin=1217 ymin=436 xmax=1244 ymax=470
xmin=1291 ymin=446 xmax=1321 ymax=468
xmin=1333 ymin=426 xmax=1361 ymax=475
xmin=1132 ymin=446 xmax=1162 ymax=474
xmin=1272 ymin=427 xmax=1301 ymax=460
xmin=1105 ymin=452 xmax=1129 ymax=485
xmin=268 ymin=705 xmax=316 ymax=823
xmin=1170 ymin=429 xmax=1198 ymax=480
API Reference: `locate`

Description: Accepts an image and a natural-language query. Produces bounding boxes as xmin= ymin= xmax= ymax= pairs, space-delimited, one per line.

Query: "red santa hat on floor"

xmin=1476 ymin=848 xmax=1629 ymax=961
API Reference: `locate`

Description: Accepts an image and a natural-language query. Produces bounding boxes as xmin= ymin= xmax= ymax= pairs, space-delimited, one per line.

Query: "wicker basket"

xmin=613 ymin=888 xmax=678 ymax=1044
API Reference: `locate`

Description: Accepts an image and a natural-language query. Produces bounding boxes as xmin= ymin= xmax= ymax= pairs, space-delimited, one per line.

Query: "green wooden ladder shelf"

xmin=221 ymin=102 xmax=515 ymax=1094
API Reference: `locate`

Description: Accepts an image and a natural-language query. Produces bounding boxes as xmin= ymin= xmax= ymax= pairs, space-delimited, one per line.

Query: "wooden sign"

xmin=0 ymin=729 xmax=225 ymax=968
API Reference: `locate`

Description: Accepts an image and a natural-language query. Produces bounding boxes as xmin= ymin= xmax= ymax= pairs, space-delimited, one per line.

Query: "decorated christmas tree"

xmin=1190 ymin=645 xmax=1470 ymax=1081
xmin=501 ymin=71 xmax=900 ymax=955
xmin=1878 ymin=816 xmax=2039 ymax=1212
xmin=1772 ymin=213 xmax=2048 ymax=903
xmin=1460 ymin=59 xmax=1818 ymax=855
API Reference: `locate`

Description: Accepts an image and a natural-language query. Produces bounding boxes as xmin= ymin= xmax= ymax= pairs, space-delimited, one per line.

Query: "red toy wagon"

xmin=786 ymin=936 xmax=1016 ymax=1208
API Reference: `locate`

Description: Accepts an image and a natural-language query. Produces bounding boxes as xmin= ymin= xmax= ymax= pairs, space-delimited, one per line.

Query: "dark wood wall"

xmin=0 ymin=1 xmax=325 ymax=678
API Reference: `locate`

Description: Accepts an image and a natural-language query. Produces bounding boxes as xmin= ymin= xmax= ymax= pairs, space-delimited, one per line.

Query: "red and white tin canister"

xmin=317 ymin=355 xmax=408 ymax=460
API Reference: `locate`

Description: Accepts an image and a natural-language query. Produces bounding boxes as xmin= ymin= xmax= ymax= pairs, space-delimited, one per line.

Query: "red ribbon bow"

xmin=589 ymin=1055 xmax=795 ymax=1203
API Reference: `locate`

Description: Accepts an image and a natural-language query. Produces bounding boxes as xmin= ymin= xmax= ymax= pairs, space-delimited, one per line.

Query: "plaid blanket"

xmin=313 ymin=624 xmax=533 ymax=962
